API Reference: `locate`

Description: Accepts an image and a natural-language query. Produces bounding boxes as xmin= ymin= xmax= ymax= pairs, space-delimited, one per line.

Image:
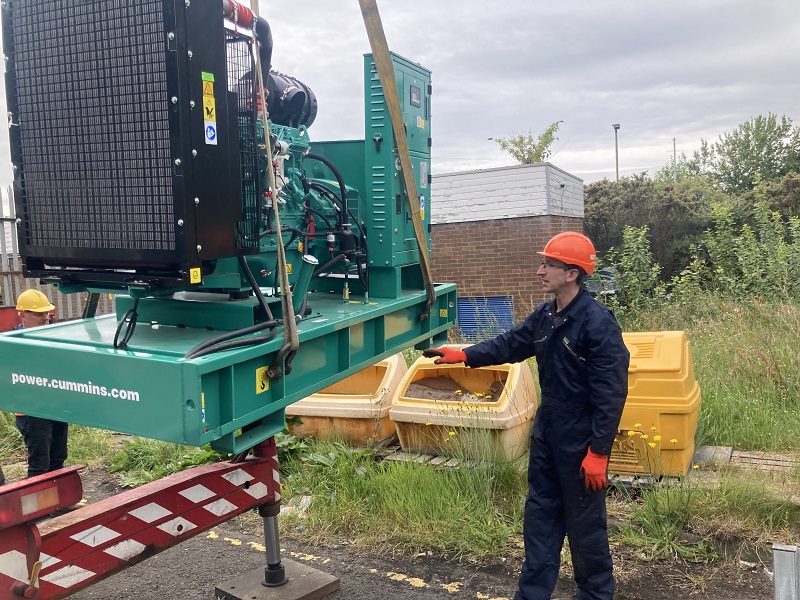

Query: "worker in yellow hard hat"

xmin=16 ymin=288 xmax=57 ymax=329
xmin=14 ymin=289 xmax=69 ymax=478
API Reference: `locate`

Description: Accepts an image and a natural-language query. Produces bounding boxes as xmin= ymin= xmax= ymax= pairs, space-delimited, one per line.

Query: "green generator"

xmin=0 ymin=0 xmax=455 ymax=453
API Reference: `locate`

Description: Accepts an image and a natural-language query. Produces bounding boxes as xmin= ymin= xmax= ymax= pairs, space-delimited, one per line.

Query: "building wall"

xmin=431 ymin=215 xmax=585 ymax=320
xmin=431 ymin=163 xmax=583 ymax=224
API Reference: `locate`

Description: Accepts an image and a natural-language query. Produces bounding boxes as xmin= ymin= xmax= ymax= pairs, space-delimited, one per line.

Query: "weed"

xmin=279 ymin=438 xmax=526 ymax=560
xmin=611 ymin=425 xmax=717 ymax=562
xmin=109 ymin=437 xmax=230 ymax=487
xmin=0 ymin=411 xmax=24 ymax=462
xmin=67 ymin=426 xmax=115 ymax=467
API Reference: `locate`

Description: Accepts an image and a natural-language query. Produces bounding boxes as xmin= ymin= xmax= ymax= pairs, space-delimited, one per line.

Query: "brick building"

xmin=430 ymin=163 xmax=584 ymax=338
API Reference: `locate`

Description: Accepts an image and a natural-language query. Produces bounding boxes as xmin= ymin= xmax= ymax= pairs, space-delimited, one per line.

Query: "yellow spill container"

xmin=389 ymin=346 xmax=537 ymax=460
xmin=285 ymin=353 xmax=407 ymax=446
xmin=610 ymin=331 xmax=701 ymax=477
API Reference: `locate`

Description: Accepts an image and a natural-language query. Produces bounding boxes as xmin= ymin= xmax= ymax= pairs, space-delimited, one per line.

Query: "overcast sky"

xmin=263 ymin=0 xmax=800 ymax=183
xmin=1 ymin=0 xmax=798 ymax=205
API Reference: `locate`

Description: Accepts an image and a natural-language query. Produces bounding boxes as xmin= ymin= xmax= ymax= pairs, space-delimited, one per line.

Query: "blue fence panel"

xmin=457 ymin=295 xmax=514 ymax=342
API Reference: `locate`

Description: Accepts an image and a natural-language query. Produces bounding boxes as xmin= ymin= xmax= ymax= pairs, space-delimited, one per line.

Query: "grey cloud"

xmin=0 ymin=0 xmax=796 ymax=189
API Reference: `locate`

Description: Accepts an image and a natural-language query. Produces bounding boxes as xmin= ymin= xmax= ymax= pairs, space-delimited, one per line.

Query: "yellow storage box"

xmin=285 ymin=353 xmax=407 ymax=446
xmin=610 ymin=331 xmax=701 ymax=477
xmin=389 ymin=346 xmax=538 ymax=460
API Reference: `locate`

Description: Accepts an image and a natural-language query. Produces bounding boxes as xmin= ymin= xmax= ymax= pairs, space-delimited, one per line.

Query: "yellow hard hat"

xmin=16 ymin=289 xmax=55 ymax=312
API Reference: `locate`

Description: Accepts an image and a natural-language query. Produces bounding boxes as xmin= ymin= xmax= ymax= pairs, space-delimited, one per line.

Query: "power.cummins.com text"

xmin=11 ymin=373 xmax=140 ymax=401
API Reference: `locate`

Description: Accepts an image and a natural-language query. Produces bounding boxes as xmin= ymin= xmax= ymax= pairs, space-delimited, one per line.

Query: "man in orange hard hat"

xmin=15 ymin=289 xmax=69 ymax=478
xmin=426 ymin=232 xmax=629 ymax=600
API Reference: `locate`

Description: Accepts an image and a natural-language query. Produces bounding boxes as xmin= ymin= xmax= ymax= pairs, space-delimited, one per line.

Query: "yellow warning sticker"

xmin=286 ymin=263 xmax=292 ymax=274
xmin=203 ymin=96 xmax=216 ymax=121
xmin=203 ymin=81 xmax=214 ymax=96
xmin=190 ymin=268 xmax=202 ymax=284
xmin=439 ymin=309 xmax=448 ymax=318
xmin=256 ymin=367 xmax=270 ymax=394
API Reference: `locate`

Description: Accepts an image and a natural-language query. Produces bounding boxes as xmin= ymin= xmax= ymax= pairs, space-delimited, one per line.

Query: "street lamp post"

xmin=612 ymin=124 xmax=620 ymax=182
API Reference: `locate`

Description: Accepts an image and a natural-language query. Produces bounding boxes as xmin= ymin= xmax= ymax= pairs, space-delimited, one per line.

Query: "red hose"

xmin=222 ymin=0 xmax=254 ymax=28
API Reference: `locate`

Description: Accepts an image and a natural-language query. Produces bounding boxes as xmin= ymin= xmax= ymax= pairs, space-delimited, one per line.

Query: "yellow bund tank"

xmin=389 ymin=346 xmax=538 ymax=461
xmin=611 ymin=331 xmax=702 ymax=477
xmin=285 ymin=353 xmax=407 ymax=446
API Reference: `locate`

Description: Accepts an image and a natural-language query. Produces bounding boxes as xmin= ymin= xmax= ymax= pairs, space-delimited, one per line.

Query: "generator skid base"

xmin=215 ymin=559 xmax=340 ymax=600
xmin=0 ymin=286 xmax=456 ymax=454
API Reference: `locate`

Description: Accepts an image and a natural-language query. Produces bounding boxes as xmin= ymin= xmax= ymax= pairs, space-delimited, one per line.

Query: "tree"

xmin=494 ymin=121 xmax=562 ymax=164
xmin=693 ymin=113 xmax=800 ymax=194
xmin=653 ymin=151 xmax=706 ymax=184
xmin=584 ymin=173 xmax=722 ymax=280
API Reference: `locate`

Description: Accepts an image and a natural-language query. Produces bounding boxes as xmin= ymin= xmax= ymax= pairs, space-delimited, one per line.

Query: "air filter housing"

xmin=3 ymin=0 xmax=258 ymax=289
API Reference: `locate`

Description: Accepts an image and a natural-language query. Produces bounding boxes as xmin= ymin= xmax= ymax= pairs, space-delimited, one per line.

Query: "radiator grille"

xmin=12 ymin=0 xmax=174 ymax=251
xmin=226 ymin=33 xmax=259 ymax=250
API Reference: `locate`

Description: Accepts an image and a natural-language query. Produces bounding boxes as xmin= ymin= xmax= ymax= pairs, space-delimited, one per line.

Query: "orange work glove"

xmin=580 ymin=448 xmax=610 ymax=491
xmin=422 ymin=347 xmax=467 ymax=364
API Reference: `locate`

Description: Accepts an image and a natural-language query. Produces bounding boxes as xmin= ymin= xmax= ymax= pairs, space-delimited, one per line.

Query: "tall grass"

xmin=619 ymin=296 xmax=800 ymax=451
xmin=280 ymin=439 xmax=526 ymax=559
xmin=0 ymin=411 xmax=24 ymax=463
xmin=67 ymin=426 xmax=116 ymax=466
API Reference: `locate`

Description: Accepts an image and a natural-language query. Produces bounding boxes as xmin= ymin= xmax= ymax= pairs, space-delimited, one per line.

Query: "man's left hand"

xmin=580 ymin=448 xmax=610 ymax=491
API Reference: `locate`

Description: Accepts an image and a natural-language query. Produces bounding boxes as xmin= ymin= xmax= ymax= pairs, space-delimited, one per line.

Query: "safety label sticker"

xmin=203 ymin=96 xmax=216 ymax=121
xmin=204 ymin=120 xmax=217 ymax=145
xmin=256 ymin=367 xmax=270 ymax=394
xmin=202 ymin=72 xmax=217 ymax=145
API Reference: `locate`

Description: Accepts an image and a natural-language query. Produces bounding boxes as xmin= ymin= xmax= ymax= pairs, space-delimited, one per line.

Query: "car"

xmin=585 ymin=266 xmax=619 ymax=300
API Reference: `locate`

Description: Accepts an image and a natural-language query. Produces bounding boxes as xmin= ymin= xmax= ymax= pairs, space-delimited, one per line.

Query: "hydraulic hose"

xmin=312 ymin=253 xmax=346 ymax=278
xmin=182 ymin=256 xmax=278 ymax=359
xmin=186 ymin=327 xmax=279 ymax=360
xmin=305 ymin=206 xmax=333 ymax=230
xmin=239 ymin=255 xmax=274 ymax=321
xmin=307 ymin=182 xmax=367 ymax=253
xmin=305 ymin=154 xmax=349 ymax=228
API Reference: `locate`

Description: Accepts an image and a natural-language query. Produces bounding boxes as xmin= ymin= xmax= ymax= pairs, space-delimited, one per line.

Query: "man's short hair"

xmin=567 ymin=265 xmax=588 ymax=285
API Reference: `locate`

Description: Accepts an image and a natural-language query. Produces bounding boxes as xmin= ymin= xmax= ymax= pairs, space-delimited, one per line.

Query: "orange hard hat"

xmin=538 ymin=232 xmax=596 ymax=275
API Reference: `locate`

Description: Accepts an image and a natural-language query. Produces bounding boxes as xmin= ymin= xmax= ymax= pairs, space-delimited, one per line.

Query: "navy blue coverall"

xmin=464 ymin=287 xmax=629 ymax=600
xmin=16 ymin=415 xmax=69 ymax=478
